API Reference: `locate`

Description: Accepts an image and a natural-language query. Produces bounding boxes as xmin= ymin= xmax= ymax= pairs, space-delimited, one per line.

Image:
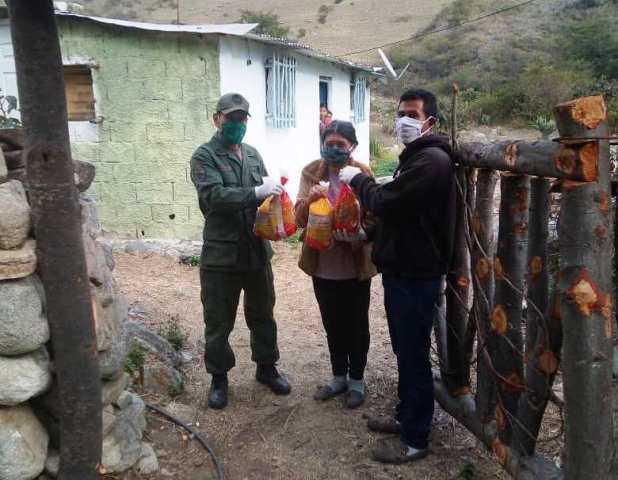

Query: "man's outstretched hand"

xmin=339 ymin=166 xmax=362 ymax=185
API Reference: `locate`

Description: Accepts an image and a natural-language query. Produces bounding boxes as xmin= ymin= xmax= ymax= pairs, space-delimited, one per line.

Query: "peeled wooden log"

xmin=434 ymin=380 xmax=563 ymax=480
xmin=555 ymin=96 xmax=613 ymax=480
xmin=444 ymin=166 xmax=473 ymax=394
xmin=471 ymin=169 xmax=499 ymax=424
xmin=459 ymin=140 xmax=597 ymax=182
xmin=490 ymin=174 xmax=530 ymax=447
xmin=8 ymin=1 xmax=102 ymax=479
xmin=512 ymin=177 xmax=561 ymax=455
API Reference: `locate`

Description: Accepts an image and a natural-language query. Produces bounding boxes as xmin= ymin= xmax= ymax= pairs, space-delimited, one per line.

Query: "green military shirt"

xmin=190 ymin=133 xmax=273 ymax=271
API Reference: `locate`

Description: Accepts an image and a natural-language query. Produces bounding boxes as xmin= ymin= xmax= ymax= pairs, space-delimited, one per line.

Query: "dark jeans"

xmin=383 ymin=274 xmax=442 ymax=450
xmin=200 ymin=266 xmax=279 ymax=375
xmin=312 ymin=277 xmax=371 ymax=380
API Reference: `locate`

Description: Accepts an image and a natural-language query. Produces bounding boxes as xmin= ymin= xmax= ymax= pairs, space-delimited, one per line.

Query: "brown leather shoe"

xmin=371 ymin=437 xmax=428 ymax=464
xmin=367 ymin=416 xmax=401 ymax=434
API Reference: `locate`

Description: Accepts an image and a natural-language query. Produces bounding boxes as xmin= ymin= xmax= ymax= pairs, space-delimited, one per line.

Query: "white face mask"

xmin=395 ymin=116 xmax=430 ymax=145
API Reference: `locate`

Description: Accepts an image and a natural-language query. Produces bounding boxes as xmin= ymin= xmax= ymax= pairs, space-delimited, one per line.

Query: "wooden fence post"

xmin=554 ymin=96 xmax=613 ymax=480
xmin=6 ymin=1 xmax=102 ymax=478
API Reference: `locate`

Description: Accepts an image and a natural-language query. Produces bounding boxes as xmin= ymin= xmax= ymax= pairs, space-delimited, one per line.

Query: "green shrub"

xmin=297 ymin=28 xmax=307 ymax=39
xmin=529 ymin=115 xmax=556 ymax=139
xmin=158 ymin=315 xmax=188 ymax=352
xmin=239 ymin=10 xmax=290 ymax=38
xmin=125 ymin=341 xmax=147 ymax=375
xmin=371 ymin=157 xmax=399 ymax=178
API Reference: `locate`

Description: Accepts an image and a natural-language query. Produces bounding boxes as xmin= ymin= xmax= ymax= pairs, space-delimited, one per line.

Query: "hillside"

xmin=77 ymin=0 xmax=457 ymax=62
xmin=381 ymin=0 xmax=618 ymax=126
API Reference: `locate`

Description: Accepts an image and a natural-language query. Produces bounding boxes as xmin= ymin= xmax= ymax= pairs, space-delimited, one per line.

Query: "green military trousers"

xmin=200 ymin=265 xmax=280 ymax=375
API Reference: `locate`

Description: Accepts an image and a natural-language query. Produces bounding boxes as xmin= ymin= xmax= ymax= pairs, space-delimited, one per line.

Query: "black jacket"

xmin=350 ymin=135 xmax=456 ymax=279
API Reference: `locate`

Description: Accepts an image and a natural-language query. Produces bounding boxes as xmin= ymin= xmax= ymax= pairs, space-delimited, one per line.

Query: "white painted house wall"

xmin=218 ymin=36 xmax=370 ymax=199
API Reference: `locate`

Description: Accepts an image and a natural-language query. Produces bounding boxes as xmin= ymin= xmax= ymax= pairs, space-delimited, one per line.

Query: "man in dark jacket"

xmin=191 ymin=93 xmax=291 ymax=410
xmin=339 ymin=89 xmax=456 ymax=463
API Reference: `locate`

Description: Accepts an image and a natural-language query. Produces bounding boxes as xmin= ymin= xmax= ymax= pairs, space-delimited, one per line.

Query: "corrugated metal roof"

xmin=56 ymin=11 xmax=258 ymax=36
xmin=54 ymin=11 xmax=380 ymax=75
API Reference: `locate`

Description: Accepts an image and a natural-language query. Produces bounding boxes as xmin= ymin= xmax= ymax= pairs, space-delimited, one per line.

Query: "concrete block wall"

xmin=58 ymin=18 xmax=220 ymax=240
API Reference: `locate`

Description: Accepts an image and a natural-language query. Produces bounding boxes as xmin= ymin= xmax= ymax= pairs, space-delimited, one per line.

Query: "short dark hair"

xmin=321 ymin=120 xmax=358 ymax=146
xmin=399 ymin=88 xmax=438 ymax=119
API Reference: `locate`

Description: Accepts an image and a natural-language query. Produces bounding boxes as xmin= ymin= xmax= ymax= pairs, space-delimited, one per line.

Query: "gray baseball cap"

xmin=216 ymin=93 xmax=250 ymax=115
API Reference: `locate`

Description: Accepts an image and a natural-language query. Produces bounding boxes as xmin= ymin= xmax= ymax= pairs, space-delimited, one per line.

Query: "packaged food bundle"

xmin=279 ymin=174 xmax=297 ymax=237
xmin=333 ymin=183 xmax=360 ymax=234
xmin=254 ymin=173 xmax=297 ymax=241
xmin=254 ymin=195 xmax=285 ymax=241
xmin=306 ymin=195 xmax=333 ymax=251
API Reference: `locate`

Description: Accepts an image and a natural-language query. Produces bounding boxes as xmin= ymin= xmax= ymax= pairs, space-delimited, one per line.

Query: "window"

xmin=265 ymin=53 xmax=296 ymax=128
xmin=351 ymin=75 xmax=367 ymax=124
xmin=63 ymin=65 xmax=95 ymax=121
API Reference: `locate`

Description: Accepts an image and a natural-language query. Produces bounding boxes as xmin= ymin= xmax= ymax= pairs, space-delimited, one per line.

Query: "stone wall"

xmin=58 ymin=17 xmax=220 ymax=240
xmin=0 ymin=151 xmax=157 ymax=479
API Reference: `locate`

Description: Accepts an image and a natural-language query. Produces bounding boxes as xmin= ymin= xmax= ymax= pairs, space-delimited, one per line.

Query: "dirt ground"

xmin=113 ymin=243 xmax=518 ymax=480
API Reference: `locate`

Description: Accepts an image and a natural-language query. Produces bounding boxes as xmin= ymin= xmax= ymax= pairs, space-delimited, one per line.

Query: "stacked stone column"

xmin=0 ymin=148 xmax=157 ymax=479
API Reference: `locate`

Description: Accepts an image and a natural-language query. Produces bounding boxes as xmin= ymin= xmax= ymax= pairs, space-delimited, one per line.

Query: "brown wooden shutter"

xmin=63 ymin=66 xmax=95 ymax=121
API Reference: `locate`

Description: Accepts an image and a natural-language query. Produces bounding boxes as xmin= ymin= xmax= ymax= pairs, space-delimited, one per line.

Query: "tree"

xmin=239 ymin=10 xmax=290 ymax=38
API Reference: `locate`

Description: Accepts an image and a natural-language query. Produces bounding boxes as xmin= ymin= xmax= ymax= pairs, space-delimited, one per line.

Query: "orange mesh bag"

xmin=254 ymin=195 xmax=286 ymax=241
xmin=333 ymin=183 xmax=360 ymax=234
xmin=306 ymin=196 xmax=333 ymax=251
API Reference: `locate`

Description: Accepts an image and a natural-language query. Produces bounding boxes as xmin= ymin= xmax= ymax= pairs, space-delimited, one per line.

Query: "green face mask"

xmin=221 ymin=121 xmax=247 ymax=145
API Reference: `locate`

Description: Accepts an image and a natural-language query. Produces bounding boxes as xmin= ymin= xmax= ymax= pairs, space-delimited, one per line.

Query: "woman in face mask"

xmin=295 ymin=120 xmax=377 ymax=409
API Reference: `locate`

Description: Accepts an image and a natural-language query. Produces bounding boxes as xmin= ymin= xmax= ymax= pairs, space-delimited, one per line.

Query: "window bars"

xmin=265 ymin=53 xmax=297 ymax=128
xmin=351 ymin=75 xmax=366 ymax=124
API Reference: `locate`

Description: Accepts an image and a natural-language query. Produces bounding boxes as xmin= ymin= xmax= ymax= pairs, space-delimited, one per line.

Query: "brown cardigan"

xmin=295 ymin=159 xmax=377 ymax=281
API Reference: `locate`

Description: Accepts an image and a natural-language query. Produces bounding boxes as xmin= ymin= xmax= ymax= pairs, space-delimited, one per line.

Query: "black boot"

xmin=256 ymin=364 xmax=291 ymax=395
xmin=208 ymin=374 xmax=228 ymax=409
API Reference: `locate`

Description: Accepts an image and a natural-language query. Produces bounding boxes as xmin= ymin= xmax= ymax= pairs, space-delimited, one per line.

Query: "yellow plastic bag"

xmin=306 ymin=197 xmax=333 ymax=251
xmin=254 ymin=195 xmax=286 ymax=241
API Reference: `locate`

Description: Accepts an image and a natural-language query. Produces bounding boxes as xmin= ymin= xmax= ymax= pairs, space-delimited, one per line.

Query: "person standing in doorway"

xmin=296 ymin=120 xmax=377 ymax=409
xmin=190 ymin=93 xmax=291 ymax=410
xmin=339 ymin=89 xmax=456 ymax=463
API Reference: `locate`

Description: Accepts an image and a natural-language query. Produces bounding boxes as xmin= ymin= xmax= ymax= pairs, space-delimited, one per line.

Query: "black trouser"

xmin=383 ymin=274 xmax=442 ymax=450
xmin=312 ymin=277 xmax=371 ymax=380
xmin=200 ymin=266 xmax=279 ymax=375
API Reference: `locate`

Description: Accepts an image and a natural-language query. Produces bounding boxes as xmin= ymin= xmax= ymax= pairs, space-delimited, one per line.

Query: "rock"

xmin=44 ymin=450 xmax=59 ymax=478
xmin=84 ymin=234 xmax=113 ymax=290
xmin=102 ymin=372 xmax=130 ymax=406
xmin=125 ymin=320 xmax=183 ymax=369
xmin=100 ymin=321 xmax=129 ymax=380
xmin=73 ymin=160 xmax=95 ymax=193
xmin=7 ymin=167 xmax=26 ymax=185
xmin=0 ymin=276 xmax=49 ymax=356
xmin=0 ymin=149 xmax=7 ymax=183
xmin=102 ymin=405 xmax=117 ymax=438
xmin=3 ymin=150 xmax=24 ymax=170
xmin=79 ymin=194 xmax=101 ymax=238
xmin=93 ymin=292 xmax=126 ymax=353
xmin=0 ymin=404 xmax=48 ymax=480
xmin=143 ymin=364 xmax=184 ymax=397
xmin=102 ymin=392 xmax=147 ymax=473
xmin=0 ymin=179 xmax=30 ymax=249
xmin=0 ymin=348 xmax=51 ymax=406
xmin=0 ymin=239 xmax=37 ymax=280
xmin=136 ymin=443 xmax=159 ymax=475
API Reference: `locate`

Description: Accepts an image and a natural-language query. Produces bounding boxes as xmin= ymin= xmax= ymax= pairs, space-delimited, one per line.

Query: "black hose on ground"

xmin=145 ymin=402 xmax=224 ymax=480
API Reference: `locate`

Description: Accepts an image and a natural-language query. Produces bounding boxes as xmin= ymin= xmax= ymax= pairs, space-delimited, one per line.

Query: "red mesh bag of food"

xmin=280 ymin=175 xmax=297 ymax=237
xmin=333 ymin=183 xmax=360 ymax=234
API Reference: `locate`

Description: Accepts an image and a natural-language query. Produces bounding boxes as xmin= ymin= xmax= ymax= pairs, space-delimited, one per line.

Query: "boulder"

xmin=102 ymin=372 xmax=130 ymax=406
xmin=0 ymin=348 xmax=52 ymax=406
xmin=0 ymin=149 xmax=7 ymax=183
xmin=102 ymin=392 xmax=147 ymax=473
xmin=44 ymin=450 xmax=59 ymax=478
xmin=99 ymin=319 xmax=129 ymax=380
xmin=73 ymin=160 xmax=95 ymax=193
xmin=142 ymin=364 xmax=184 ymax=397
xmin=93 ymin=293 xmax=126 ymax=353
xmin=80 ymin=194 xmax=101 ymax=239
xmin=0 ymin=239 xmax=37 ymax=281
xmin=0 ymin=276 xmax=49 ymax=356
xmin=136 ymin=443 xmax=159 ymax=475
xmin=0 ymin=179 xmax=30 ymax=249
xmin=0 ymin=404 xmax=48 ymax=480
xmin=84 ymin=234 xmax=113 ymax=290
xmin=125 ymin=320 xmax=183 ymax=369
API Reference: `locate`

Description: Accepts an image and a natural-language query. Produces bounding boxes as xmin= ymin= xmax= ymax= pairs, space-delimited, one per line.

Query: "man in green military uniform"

xmin=191 ymin=93 xmax=291 ymax=409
